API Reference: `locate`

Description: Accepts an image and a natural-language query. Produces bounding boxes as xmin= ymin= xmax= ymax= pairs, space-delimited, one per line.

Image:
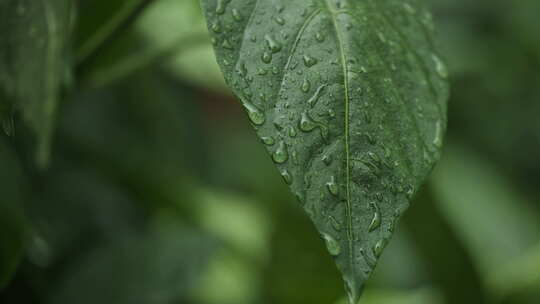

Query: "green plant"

xmin=2 ymin=1 xmax=540 ymax=304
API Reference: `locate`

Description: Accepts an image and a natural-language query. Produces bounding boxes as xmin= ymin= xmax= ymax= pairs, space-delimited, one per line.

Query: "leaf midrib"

xmin=322 ymin=0 xmax=355 ymax=279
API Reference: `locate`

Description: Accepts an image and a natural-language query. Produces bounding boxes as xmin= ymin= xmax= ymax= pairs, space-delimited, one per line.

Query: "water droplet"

xmin=231 ymin=8 xmax=243 ymax=21
xmin=368 ymin=202 xmax=381 ymax=232
xmin=243 ymin=101 xmax=265 ymax=125
xmin=265 ymin=35 xmax=282 ymax=53
xmin=303 ymin=55 xmax=318 ymax=67
xmin=257 ymin=68 xmax=268 ymax=75
xmin=326 ymin=176 xmax=339 ymax=196
xmin=281 ymin=169 xmax=292 ymax=184
xmin=322 ymin=233 xmax=341 ymax=256
xmin=274 ymin=16 xmax=285 ymax=25
xmin=2 ymin=117 xmax=14 ymax=136
xmin=288 ymin=126 xmax=297 ymax=137
xmin=307 ymin=85 xmax=326 ymax=108
xmin=272 ymin=141 xmax=289 ymax=164
xmin=211 ymin=22 xmax=222 ymax=33
xmin=301 ymin=79 xmax=311 ymax=93
xmin=372 ymin=239 xmax=387 ymax=258
xmin=432 ymin=53 xmax=448 ymax=78
xmin=216 ymin=0 xmax=230 ymax=14
xmin=433 ymin=119 xmax=444 ymax=148
xmin=222 ymin=39 xmax=234 ymax=50
xmin=316 ymin=32 xmax=325 ymax=42
xmin=329 ymin=216 xmax=342 ymax=231
xmin=299 ymin=112 xmax=318 ymax=132
xmin=322 ymin=154 xmax=332 ymax=166
xmin=261 ymin=136 xmax=275 ymax=146
xmin=261 ymin=51 xmax=272 ymax=64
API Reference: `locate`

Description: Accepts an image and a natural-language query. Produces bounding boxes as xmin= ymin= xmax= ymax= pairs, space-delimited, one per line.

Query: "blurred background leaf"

xmin=0 ymin=0 xmax=74 ymax=166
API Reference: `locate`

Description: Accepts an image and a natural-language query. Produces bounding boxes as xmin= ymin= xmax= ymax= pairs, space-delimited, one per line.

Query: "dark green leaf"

xmin=0 ymin=0 xmax=74 ymax=165
xmin=0 ymin=137 xmax=28 ymax=289
xmin=46 ymin=222 xmax=215 ymax=304
xmin=201 ymin=0 xmax=448 ymax=302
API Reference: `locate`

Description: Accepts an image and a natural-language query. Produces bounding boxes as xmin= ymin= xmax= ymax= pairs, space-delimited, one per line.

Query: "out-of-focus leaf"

xmin=0 ymin=137 xmax=28 ymax=289
xmin=136 ymin=0 xmax=226 ymax=92
xmin=201 ymin=0 xmax=449 ymax=302
xmin=46 ymin=221 xmax=215 ymax=304
xmin=78 ymin=0 xmax=225 ymax=92
xmin=0 ymin=0 xmax=74 ymax=165
xmin=191 ymin=188 xmax=272 ymax=304
xmin=431 ymin=143 xmax=540 ymax=296
xmin=334 ymin=287 xmax=444 ymax=304
xmin=491 ymin=242 xmax=540 ymax=300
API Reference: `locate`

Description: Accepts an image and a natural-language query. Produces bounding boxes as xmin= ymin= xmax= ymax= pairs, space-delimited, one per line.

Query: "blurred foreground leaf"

xmin=0 ymin=0 xmax=74 ymax=165
xmin=0 ymin=137 xmax=27 ymax=289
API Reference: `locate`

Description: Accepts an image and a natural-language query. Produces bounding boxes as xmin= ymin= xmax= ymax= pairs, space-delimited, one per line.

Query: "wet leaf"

xmin=0 ymin=0 xmax=74 ymax=165
xmin=201 ymin=0 xmax=448 ymax=302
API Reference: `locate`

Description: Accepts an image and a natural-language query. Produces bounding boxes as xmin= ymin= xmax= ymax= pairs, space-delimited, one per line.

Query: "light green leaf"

xmin=431 ymin=143 xmax=540 ymax=298
xmin=0 ymin=0 xmax=74 ymax=165
xmin=334 ymin=287 xmax=444 ymax=304
xmin=200 ymin=0 xmax=448 ymax=302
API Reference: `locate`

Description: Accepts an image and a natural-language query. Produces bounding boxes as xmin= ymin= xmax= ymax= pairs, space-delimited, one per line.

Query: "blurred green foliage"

xmin=1 ymin=0 xmax=540 ymax=303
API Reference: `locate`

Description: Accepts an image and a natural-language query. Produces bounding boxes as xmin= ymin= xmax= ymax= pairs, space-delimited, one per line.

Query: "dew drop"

xmin=299 ymin=112 xmax=318 ymax=132
xmin=301 ymin=79 xmax=311 ymax=93
xmin=261 ymin=136 xmax=275 ymax=146
xmin=372 ymin=239 xmax=387 ymax=258
xmin=243 ymin=102 xmax=265 ymax=125
xmin=265 ymin=35 xmax=282 ymax=53
xmin=432 ymin=53 xmax=448 ymax=79
xmin=322 ymin=154 xmax=332 ymax=166
xmin=326 ymin=176 xmax=339 ymax=196
xmin=231 ymin=8 xmax=243 ymax=21
xmin=433 ymin=119 xmax=444 ymax=148
xmin=281 ymin=169 xmax=292 ymax=184
xmin=211 ymin=22 xmax=222 ymax=33
xmin=216 ymin=0 xmax=230 ymax=15
xmin=303 ymin=55 xmax=318 ymax=67
xmin=368 ymin=202 xmax=381 ymax=232
xmin=274 ymin=16 xmax=285 ymax=25
xmin=307 ymin=84 xmax=326 ymax=108
xmin=288 ymin=126 xmax=297 ymax=137
xmin=272 ymin=141 xmax=289 ymax=164
xmin=261 ymin=51 xmax=272 ymax=64
xmin=315 ymin=32 xmax=325 ymax=42
xmin=329 ymin=216 xmax=342 ymax=231
xmin=2 ymin=117 xmax=14 ymax=137
xmin=322 ymin=233 xmax=341 ymax=256
xmin=222 ymin=39 xmax=234 ymax=50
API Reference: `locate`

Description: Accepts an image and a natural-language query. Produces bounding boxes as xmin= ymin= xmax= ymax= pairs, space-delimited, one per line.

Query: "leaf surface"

xmin=0 ymin=0 xmax=74 ymax=165
xmin=200 ymin=0 xmax=448 ymax=302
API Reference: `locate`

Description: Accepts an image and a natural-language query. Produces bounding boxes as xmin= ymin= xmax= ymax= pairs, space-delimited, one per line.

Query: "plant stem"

xmin=81 ymin=34 xmax=210 ymax=89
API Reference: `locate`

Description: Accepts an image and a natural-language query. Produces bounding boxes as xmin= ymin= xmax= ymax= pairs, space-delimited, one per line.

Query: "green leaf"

xmin=334 ymin=287 xmax=444 ymax=304
xmin=47 ymin=222 xmax=215 ymax=304
xmin=0 ymin=137 xmax=28 ymax=289
xmin=200 ymin=0 xmax=448 ymax=302
xmin=0 ymin=0 xmax=74 ymax=166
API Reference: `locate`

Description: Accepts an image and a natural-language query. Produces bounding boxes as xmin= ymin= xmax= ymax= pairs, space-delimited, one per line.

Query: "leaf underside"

xmin=0 ymin=0 xmax=73 ymax=165
xmin=200 ymin=0 xmax=448 ymax=302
